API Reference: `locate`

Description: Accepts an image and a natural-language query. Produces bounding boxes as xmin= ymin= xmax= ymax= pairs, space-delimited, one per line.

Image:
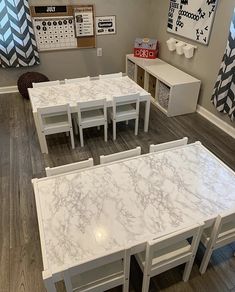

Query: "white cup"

xmin=166 ymin=38 xmax=177 ymax=51
xmin=183 ymin=44 xmax=195 ymax=59
xmin=175 ymin=41 xmax=186 ymax=55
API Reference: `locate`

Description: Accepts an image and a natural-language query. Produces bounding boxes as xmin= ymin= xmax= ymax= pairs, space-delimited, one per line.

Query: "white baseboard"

xmin=197 ymin=105 xmax=235 ymax=139
xmin=0 ymin=85 xmax=18 ymax=94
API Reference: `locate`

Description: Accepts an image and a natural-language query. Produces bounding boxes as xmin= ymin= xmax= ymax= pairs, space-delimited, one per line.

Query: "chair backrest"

xmin=144 ymin=223 xmax=203 ymax=276
xmin=45 ymin=158 xmax=94 ymax=176
xmin=38 ymin=104 xmax=72 ymax=131
xmin=208 ymin=210 xmax=235 ymax=249
xmin=32 ymin=80 xmax=60 ymax=88
xmin=99 ymin=72 xmax=122 ymax=79
xmin=64 ymin=76 xmax=90 ymax=84
xmin=113 ymin=93 xmax=140 ymax=119
xmin=77 ymin=99 xmax=107 ymax=122
xmin=100 ymin=146 xmax=141 ymax=164
xmin=63 ymin=247 xmax=131 ymax=292
xmin=149 ymin=137 xmax=188 ymax=153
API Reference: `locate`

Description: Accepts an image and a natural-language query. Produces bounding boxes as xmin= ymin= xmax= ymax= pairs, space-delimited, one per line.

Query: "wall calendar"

xmin=30 ymin=5 xmax=96 ymax=52
xmin=167 ymin=0 xmax=218 ymax=45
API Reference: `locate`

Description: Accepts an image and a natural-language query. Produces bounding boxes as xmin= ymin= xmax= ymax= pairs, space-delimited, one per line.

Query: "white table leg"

xmin=33 ymin=111 xmax=47 ymax=154
xmin=144 ymin=96 xmax=151 ymax=132
xmin=43 ymin=270 xmax=57 ymax=292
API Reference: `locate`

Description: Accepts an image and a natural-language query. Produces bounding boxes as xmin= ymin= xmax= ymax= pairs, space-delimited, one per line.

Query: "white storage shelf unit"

xmin=126 ymin=54 xmax=201 ymax=117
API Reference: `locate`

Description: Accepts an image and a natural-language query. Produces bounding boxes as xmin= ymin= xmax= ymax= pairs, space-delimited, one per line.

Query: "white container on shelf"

xmin=175 ymin=41 xmax=186 ymax=55
xmin=183 ymin=44 xmax=197 ymax=59
xmin=166 ymin=38 xmax=177 ymax=51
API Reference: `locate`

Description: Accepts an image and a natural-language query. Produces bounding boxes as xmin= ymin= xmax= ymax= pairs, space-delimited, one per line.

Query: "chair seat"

xmin=44 ymin=114 xmax=69 ymax=124
xmin=43 ymin=114 xmax=70 ymax=130
xmin=201 ymin=221 xmax=235 ymax=247
xmin=81 ymin=109 xmax=105 ymax=124
xmin=111 ymin=104 xmax=137 ymax=120
xmin=135 ymin=240 xmax=191 ymax=271
xmin=71 ymin=260 xmax=123 ymax=291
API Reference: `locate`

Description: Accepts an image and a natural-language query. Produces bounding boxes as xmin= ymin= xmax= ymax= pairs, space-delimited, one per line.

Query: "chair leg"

xmin=70 ymin=129 xmax=75 ymax=149
xmin=183 ymin=257 xmax=195 ymax=282
xmin=43 ymin=133 xmax=49 ymax=154
xmin=199 ymin=247 xmax=213 ymax=274
xmin=104 ymin=123 xmax=108 ymax=142
xmin=64 ymin=270 xmax=73 ymax=292
xmin=142 ymin=274 xmax=150 ymax=292
xmin=79 ymin=126 xmax=84 ymax=147
xmin=43 ymin=279 xmax=57 ymax=292
xmin=135 ymin=117 xmax=139 ymax=136
xmin=123 ymin=280 xmax=129 ymax=292
xmin=113 ymin=120 xmax=116 ymax=141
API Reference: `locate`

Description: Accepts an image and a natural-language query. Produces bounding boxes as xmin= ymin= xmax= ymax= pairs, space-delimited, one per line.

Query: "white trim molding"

xmin=197 ymin=105 xmax=235 ymax=139
xmin=0 ymin=85 xmax=18 ymax=94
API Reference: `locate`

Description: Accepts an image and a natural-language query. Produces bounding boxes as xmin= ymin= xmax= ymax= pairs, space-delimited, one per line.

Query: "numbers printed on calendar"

xmin=46 ymin=6 xmax=56 ymax=13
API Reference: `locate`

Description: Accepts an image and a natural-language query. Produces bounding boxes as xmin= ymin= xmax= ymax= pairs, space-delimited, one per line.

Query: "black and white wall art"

xmin=167 ymin=0 xmax=218 ymax=45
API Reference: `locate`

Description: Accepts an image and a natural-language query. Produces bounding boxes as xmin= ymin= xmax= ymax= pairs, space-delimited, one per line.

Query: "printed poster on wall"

xmin=74 ymin=6 xmax=94 ymax=37
xmin=167 ymin=0 xmax=218 ymax=45
xmin=95 ymin=16 xmax=116 ymax=35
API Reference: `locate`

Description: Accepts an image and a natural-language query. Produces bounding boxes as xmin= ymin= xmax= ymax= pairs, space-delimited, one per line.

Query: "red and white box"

xmin=134 ymin=38 xmax=159 ymax=59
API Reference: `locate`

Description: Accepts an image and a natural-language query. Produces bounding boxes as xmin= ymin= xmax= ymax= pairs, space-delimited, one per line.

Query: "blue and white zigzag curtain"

xmin=211 ymin=9 xmax=235 ymax=121
xmin=0 ymin=0 xmax=40 ymax=68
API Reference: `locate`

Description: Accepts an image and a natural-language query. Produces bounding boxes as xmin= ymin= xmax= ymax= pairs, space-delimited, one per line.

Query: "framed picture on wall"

xmin=167 ymin=0 xmax=218 ymax=45
xmin=95 ymin=16 xmax=116 ymax=35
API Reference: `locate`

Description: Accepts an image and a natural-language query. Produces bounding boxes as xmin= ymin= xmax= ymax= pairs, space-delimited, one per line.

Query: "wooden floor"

xmin=0 ymin=92 xmax=235 ymax=292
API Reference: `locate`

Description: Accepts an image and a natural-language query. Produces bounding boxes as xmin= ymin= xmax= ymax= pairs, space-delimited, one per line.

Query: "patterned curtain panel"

xmin=211 ymin=9 xmax=235 ymax=121
xmin=0 ymin=0 xmax=40 ymax=68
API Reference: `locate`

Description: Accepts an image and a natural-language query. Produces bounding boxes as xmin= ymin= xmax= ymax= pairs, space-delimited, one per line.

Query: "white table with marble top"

xmin=32 ymin=142 xmax=235 ymax=284
xmin=28 ymin=76 xmax=151 ymax=153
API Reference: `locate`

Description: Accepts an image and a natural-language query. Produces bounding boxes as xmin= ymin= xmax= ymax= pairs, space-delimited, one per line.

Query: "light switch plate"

xmin=97 ymin=48 xmax=102 ymax=57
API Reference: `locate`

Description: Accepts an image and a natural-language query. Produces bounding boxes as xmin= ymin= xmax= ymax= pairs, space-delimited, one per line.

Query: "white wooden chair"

xmin=77 ymin=99 xmax=107 ymax=147
xmin=99 ymin=72 xmax=122 ymax=79
xmin=64 ymin=76 xmax=90 ymax=84
xmin=135 ymin=223 xmax=203 ymax=292
xmin=60 ymin=248 xmax=130 ymax=292
xmin=45 ymin=158 xmax=94 ymax=176
xmin=64 ymin=76 xmax=90 ymax=133
xmin=38 ymin=104 xmax=75 ymax=154
xmin=111 ymin=93 xmax=140 ymax=141
xmin=149 ymin=137 xmax=189 ymax=153
xmin=32 ymin=80 xmax=60 ymax=88
xmin=100 ymin=146 xmax=141 ymax=164
xmin=199 ymin=210 xmax=235 ymax=274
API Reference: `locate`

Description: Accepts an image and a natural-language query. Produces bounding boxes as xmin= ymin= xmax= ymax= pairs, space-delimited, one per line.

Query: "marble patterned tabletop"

xmin=28 ymin=76 xmax=149 ymax=112
xmin=33 ymin=143 xmax=235 ymax=277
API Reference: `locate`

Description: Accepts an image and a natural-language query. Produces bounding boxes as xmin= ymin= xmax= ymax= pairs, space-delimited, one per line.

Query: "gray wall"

xmin=148 ymin=0 xmax=235 ymax=128
xmin=0 ymin=0 xmax=150 ymax=86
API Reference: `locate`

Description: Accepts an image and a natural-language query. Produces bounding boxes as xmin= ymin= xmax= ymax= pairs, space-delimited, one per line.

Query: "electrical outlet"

xmin=97 ymin=48 xmax=102 ymax=57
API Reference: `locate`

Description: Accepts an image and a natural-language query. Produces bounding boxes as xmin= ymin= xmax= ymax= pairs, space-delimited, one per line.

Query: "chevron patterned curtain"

xmin=211 ymin=9 xmax=235 ymax=121
xmin=0 ymin=0 xmax=40 ymax=68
